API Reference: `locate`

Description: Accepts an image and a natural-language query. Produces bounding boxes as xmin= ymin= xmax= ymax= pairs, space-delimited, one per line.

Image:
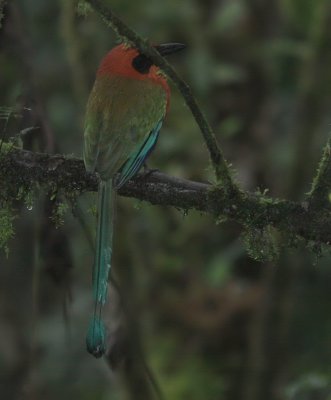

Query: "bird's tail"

xmin=86 ymin=179 xmax=114 ymax=358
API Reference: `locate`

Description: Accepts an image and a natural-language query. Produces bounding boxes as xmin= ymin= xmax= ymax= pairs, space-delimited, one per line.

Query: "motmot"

xmin=83 ymin=42 xmax=186 ymax=358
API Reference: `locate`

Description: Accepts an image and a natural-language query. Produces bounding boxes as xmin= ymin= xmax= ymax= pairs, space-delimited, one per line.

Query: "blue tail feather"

xmin=86 ymin=179 xmax=113 ymax=357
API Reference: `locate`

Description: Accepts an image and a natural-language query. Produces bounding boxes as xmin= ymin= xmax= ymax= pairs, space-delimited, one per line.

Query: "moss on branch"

xmin=0 ymin=148 xmax=330 ymax=249
xmin=309 ymin=137 xmax=331 ymax=208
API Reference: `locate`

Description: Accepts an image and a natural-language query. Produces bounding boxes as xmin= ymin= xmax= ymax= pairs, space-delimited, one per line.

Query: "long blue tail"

xmin=86 ymin=179 xmax=113 ymax=358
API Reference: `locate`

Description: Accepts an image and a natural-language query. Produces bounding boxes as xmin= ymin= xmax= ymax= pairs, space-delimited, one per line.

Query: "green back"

xmin=83 ymin=75 xmax=167 ymax=180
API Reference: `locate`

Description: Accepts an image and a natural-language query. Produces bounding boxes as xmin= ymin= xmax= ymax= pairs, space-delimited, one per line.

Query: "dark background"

xmin=1 ymin=0 xmax=331 ymax=399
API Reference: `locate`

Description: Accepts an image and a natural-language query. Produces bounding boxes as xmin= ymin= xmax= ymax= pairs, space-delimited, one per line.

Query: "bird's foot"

xmin=140 ymin=164 xmax=159 ymax=180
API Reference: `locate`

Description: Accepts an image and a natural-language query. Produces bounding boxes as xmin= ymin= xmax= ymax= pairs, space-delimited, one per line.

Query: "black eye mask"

xmin=132 ymin=54 xmax=153 ymax=74
xmin=131 ymin=43 xmax=186 ymax=74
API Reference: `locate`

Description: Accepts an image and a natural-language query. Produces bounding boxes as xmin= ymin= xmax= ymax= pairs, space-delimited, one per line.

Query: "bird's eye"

xmin=132 ymin=54 xmax=153 ymax=74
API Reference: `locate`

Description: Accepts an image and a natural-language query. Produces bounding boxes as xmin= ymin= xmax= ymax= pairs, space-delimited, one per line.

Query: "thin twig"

xmin=308 ymin=136 xmax=331 ymax=206
xmin=83 ymin=0 xmax=236 ymax=191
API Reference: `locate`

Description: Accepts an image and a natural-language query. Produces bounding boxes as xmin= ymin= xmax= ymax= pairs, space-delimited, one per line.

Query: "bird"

xmin=83 ymin=42 xmax=186 ymax=358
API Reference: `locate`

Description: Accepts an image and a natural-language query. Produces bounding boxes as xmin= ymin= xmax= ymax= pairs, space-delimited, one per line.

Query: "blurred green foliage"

xmin=1 ymin=1 xmax=331 ymax=400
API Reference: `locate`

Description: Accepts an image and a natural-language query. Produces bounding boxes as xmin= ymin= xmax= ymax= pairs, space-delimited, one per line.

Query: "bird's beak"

xmin=155 ymin=43 xmax=186 ymax=56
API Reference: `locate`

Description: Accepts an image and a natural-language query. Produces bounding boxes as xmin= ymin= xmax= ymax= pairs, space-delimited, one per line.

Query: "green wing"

xmin=83 ymin=75 xmax=167 ymax=181
xmin=115 ymin=119 xmax=163 ymax=188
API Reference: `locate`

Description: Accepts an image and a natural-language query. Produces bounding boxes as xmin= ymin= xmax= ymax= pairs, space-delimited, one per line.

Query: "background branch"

xmin=0 ymin=0 xmax=6 ymax=30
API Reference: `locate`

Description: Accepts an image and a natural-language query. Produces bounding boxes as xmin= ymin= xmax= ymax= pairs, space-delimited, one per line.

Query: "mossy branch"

xmin=309 ymin=136 xmax=331 ymax=207
xmin=1 ymin=148 xmax=330 ymax=246
xmin=83 ymin=0 xmax=236 ymax=192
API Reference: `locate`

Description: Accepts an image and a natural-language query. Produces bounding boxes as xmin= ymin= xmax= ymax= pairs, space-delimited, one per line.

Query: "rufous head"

xmin=97 ymin=42 xmax=186 ymax=81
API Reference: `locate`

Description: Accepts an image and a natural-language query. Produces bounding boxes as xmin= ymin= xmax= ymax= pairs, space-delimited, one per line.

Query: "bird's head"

xmin=97 ymin=42 xmax=186 ymax=80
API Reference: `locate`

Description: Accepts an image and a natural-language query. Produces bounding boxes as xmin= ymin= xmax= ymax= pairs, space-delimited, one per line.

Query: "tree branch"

xmin=1 ymin=148 xmax=330 ymax=245
xmin=83 ymin=0 xmax=236 ymax=191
